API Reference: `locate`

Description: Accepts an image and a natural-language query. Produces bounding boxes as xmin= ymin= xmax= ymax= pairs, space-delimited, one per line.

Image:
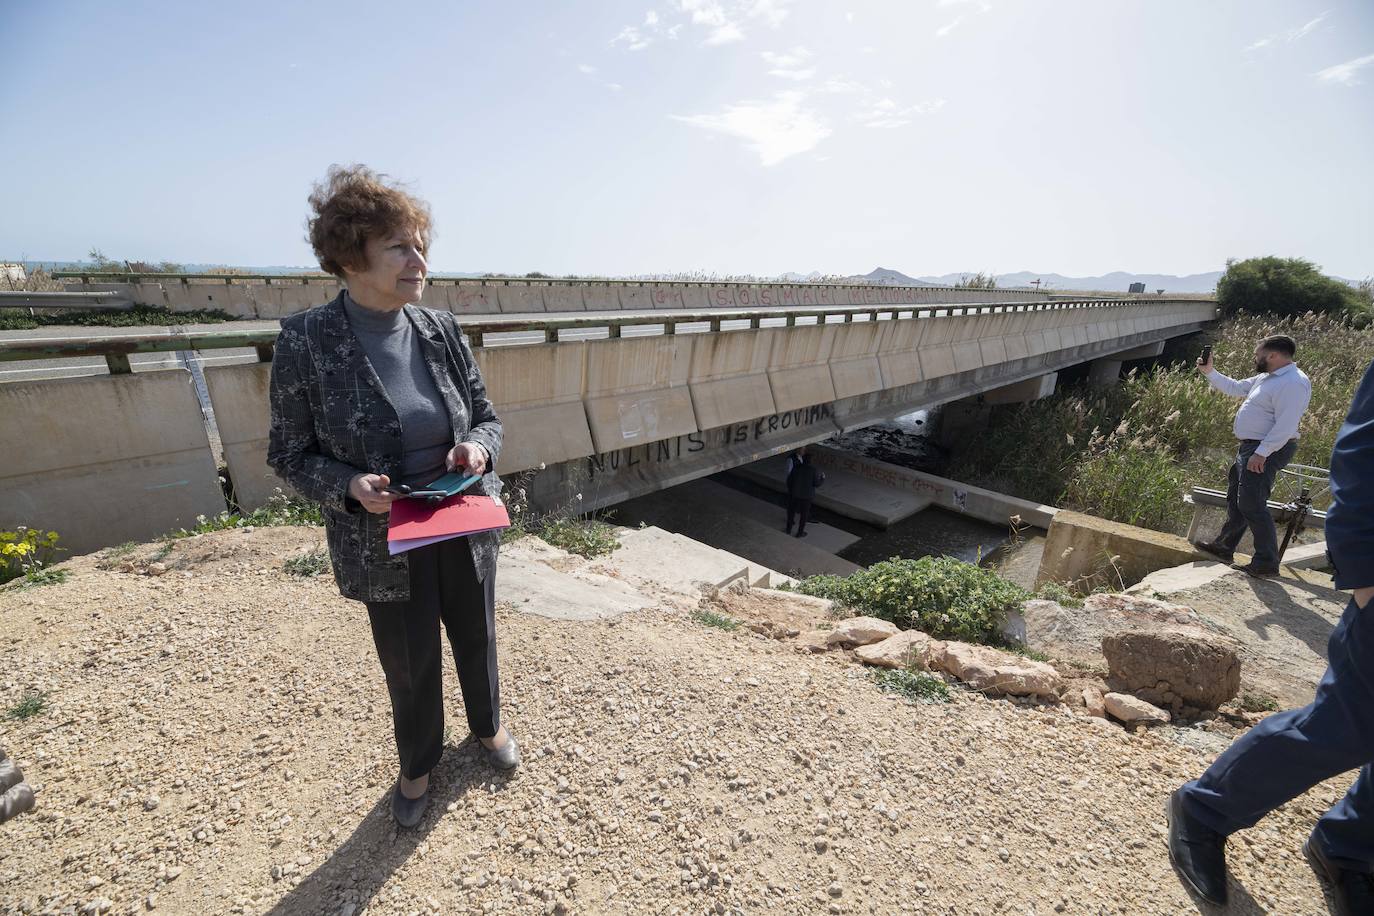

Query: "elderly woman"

xmin=267 ymin=165 xmax=517 ymax=829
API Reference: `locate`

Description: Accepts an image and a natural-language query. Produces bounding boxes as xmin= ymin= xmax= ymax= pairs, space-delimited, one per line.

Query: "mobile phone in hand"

xmin=1200 ymin=345 xmax=1212 ymax=364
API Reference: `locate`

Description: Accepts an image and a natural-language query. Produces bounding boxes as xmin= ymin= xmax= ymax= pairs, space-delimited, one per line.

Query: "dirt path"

xmin=0 ymin=528 xmax=1347 ymax=915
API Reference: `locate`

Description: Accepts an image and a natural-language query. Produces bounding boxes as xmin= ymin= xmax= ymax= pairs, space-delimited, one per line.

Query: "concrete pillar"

xmin=981 ymin=372 xmax=1057 ymax=406
xmin=936 ymin=398 xmax=991 ymax=449
xmin=1088 ymin=358 xmax=1123 ymax=387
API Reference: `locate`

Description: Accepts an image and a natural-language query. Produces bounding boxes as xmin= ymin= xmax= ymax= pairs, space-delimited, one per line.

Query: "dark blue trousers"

xmin=1215 ymin=438 xmax=1298 ymax=567
xmin=1180 ymin=596 xmax=1374 ymax=872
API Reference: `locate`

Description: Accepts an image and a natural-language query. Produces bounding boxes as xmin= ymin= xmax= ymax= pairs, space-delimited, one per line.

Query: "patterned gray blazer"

xmin=267 ymin=292 xmax=503 ymax=602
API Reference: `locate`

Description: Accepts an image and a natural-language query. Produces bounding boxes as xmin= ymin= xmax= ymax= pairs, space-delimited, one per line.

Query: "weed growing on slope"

xmin=871 ymin=668 xmax=951 ymax=703
xmin=691 ymin=609 xmax=741 ymax=631
xmin=6 ymin=691 xmax=49 ymax=721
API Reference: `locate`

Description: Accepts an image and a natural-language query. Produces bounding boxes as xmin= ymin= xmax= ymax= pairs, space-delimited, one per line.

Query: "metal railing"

xmin=0 ymin=297 xmax=1217 ymax=375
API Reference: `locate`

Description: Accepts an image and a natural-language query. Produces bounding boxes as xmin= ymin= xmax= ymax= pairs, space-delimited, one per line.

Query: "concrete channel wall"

xmin=0 ymin=372 xmax=225 ymax=555
xmin=1 ymin=298 xmax=1216 ymax=557
xmin=60 ymin=276 xmax=1056 ymax=320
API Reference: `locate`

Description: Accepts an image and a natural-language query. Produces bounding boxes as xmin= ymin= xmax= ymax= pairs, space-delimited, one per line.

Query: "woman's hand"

xmin=348 ymin=473 xmax=400 ymax=514
xmin=446 ymin=442 xmax=488 ymax=476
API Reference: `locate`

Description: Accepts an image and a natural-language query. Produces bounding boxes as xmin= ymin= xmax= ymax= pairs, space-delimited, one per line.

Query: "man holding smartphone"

xmin=1169 ymin=357 xmax=1374 ymax=913
xmin=1192 ymin=334 xmax=1312 ymax=577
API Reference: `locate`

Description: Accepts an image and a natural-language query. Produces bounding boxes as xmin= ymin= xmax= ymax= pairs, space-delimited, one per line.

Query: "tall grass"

xmin=951 ymin=312 xmax=1373 ymax=535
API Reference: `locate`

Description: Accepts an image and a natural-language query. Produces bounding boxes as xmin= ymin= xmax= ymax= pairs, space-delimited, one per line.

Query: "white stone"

xmin=853 ymin=630 xmax=941 ymax=670
xmin=1103 ymin=692 xmax=1171 ymax=725
xmin=931 ymin=642 xmax=1063 ymax=699
xmin=825 ymin=616 xmax=900 ymax=648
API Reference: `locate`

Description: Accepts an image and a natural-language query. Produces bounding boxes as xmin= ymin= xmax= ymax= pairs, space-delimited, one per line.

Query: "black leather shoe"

xmin=391 ymin=780 xmax=429 ymax=828
xmin=1167 ymin=789 xmax=1228 ymax=905
xmin=1231 ymin=561 xmax=1280 ymax=578
xmin=1305 ymin=835 xmax=1374 ymax=916
xmin=1191 ymin=540 xmax=1235 ymax=564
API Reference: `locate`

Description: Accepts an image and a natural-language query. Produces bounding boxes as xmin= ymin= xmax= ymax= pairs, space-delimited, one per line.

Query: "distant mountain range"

xmin=844 ymin=266 xmax=1224 ymax=293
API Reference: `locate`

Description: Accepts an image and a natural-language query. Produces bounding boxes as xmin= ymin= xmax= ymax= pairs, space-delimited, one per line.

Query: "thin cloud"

xmin=578 ymin=64 xmax=598 ymax=74
xmin=858 ymin=97 xmax=946 ymax=129
xmin=1244 ymin=11 xmax=1329 ymax=52
xmin=936 ymin=18 xmax=962 ymax=37
xmin=762 ymin=46 xmax=814 ymax=79
xmin=673 ymin=90 xmax=831 ymax=165
xmin=674 ymin=0 xmax=792 ymax=46
xmin=611 ymin=25 xmax=652 ymax=50
xmin=1316 ymin=51 xmax=1374 ymax=85
xmin=610 ymin=9 xmax=679 ymax=51
xmin=939 ymin=0 xmax=992 ymax=10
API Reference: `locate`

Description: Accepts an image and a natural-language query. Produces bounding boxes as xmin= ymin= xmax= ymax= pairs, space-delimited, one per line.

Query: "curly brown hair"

xmin=306 ymin=164 xmax=433 ymax=277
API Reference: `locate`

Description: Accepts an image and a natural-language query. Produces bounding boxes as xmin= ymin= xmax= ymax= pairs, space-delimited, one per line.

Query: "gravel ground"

xmin=0 ymin=527 xmax=1347 ymax=915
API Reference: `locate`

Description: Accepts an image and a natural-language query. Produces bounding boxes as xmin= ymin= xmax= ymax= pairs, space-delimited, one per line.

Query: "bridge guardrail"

xmin=0 ymin=297 xmax=1218 ymax=374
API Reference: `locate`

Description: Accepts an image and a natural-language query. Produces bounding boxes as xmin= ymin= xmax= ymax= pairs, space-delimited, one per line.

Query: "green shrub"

xmin=870 ymin=667 xmax=951 ymax=703
xmin=949 ymin=312 xmax=1373 ymax=535
xmin=6 ymin=690 xmax=48 ymax=721
xmin=1216 ymin=256 xmax=1366 ymax=323
xmin=1062 ymin=445 xmax=1191 ymax=532
xmin=691 ymin=609 xmax=740 ymax=631
xmin=171 ymin=491 xmax=321 ymax=538
xmin=537 ymin=515 xmax=620 ymax=559
xmin=283 ymin=548 xmax=330 ymax=578
xmin=795 ymin=556 xmax=1028 ymax=643
xmin=0 ymin=527 xmax=62 ymax=586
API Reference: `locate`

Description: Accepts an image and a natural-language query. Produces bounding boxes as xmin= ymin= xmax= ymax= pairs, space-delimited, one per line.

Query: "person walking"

xmin=1167 ymin=356 xmax=1374 ymax=912
xmin=1192 ymin=334 xmax=1312 ymax=577
xmin=785 ymin=452 xmax=824 ymax=538
xmin=268 ymin=165 xmax=516 ymax=830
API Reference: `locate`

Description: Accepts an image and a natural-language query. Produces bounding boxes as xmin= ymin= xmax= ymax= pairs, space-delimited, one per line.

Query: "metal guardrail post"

xmin=106 ymin=354 xmax=133 ymax=374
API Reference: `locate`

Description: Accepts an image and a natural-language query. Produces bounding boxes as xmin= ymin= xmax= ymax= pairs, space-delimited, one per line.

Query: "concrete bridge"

xmin=0 ymin=280 xmax=1216 ymax=554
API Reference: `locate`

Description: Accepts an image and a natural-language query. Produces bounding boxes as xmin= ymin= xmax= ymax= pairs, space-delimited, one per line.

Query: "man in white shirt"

xmin=1192 ymin=334 xmax=1312 ymax=577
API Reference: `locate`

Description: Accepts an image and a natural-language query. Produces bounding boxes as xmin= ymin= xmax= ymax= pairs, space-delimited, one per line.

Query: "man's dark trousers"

xmin=365 ymin=536 xmax=499 ymax=780
xmin=786 ymin=498 xmax=812 ymax=536
xmin=1214 ymin=438 xmax=1298 ymax=566
xmin=1178 ymin=594 xmax=1374 ymax=872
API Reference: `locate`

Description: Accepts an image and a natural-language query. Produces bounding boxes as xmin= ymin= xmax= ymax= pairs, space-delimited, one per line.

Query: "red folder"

xmin=386 ymin=493 xmax=511 ymax=555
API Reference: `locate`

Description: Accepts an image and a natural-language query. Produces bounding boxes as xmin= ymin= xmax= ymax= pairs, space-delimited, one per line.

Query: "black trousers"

xmin=786 ymin=497 xmax=812 ymax=535
xmin=364 ymin=536 xmax=499 ymax=780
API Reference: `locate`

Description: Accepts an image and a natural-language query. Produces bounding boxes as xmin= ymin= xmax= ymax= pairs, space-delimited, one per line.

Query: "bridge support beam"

xmin=1111 ymin=340 xmax=1166 ymax=360
xmin=980 ymin=372 xmax=1058 ymax=406
xmin=1087 ymin=358 xmax=1123 ymax=387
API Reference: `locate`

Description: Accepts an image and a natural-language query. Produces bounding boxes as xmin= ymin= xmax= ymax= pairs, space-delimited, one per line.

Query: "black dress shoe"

xmin=1191 ymin=540 xmax=1235 ymax=564
xmin=391 ymin=780 xmax=429 ymax=828
xmin=1305 ymin=835 xmax=1374 ymax=916
xmin=1167 ymin=789 xmax=1228 ymax=905
xmin=1231 ymin=561 xmax=1280 ymax=578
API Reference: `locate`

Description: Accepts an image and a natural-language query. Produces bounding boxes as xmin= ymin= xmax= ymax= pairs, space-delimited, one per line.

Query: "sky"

xmin=2 ymin=0 xmax=1372 ymax=280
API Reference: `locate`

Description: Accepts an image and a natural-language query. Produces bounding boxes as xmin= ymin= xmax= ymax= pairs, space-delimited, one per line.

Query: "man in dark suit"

xmin=1168 ymin=357 xmax=1374 ymax=914
xmin=785 ymin=452 xmax=824 ymax=538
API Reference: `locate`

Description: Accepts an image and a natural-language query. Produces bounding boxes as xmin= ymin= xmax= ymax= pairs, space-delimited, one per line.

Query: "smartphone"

xmin=1200 ymin=345 xmax=1212 ymax=364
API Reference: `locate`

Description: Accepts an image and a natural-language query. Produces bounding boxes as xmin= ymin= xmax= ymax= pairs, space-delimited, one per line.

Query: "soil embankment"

xmin=0 ymin=528 xmax=1348 ymax=914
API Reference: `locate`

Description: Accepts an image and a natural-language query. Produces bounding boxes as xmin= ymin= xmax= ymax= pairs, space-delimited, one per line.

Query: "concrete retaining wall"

xmin=0 ymin=372 xmax=224 ymax=555
xmin=202 ymin=363 xmax=280 ymax=511
xmin=1036 ymin=509 xmax=1206 ymax=590
xmin=808 ymin=445 xmax=1058 ymax=529
xmin=63 ymin=277 xmax=1055 ymax=318
xmin=473 ymin=343 xmax=594 ymax=473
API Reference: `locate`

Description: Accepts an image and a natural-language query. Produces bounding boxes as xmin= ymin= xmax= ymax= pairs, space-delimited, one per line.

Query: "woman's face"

xmin=344 ymin=229 xmax=428 ymax=311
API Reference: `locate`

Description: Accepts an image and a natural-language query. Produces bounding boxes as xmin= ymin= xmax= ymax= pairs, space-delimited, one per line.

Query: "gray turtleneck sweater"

xmin=343 ymin=292 xmax=453 ymax=488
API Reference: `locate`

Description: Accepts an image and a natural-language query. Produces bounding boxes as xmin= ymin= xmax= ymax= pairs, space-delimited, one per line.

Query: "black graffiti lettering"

xmin=588 ymin=454 xmax=606 ymax=476
xmin=687 ymin=433 xmax=705 ymax=452
xmin=627 ymin=450 xmax=641 ymax=467
xmin=780 ymin=411 xmax=792 ymax=429
xmin=753 ymin=419 xmax=765 ymax=439
xmin=656 ymin=440 xmax=672 ymax=461
xmin=767 ymin=415 xmax=779 ymax=432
